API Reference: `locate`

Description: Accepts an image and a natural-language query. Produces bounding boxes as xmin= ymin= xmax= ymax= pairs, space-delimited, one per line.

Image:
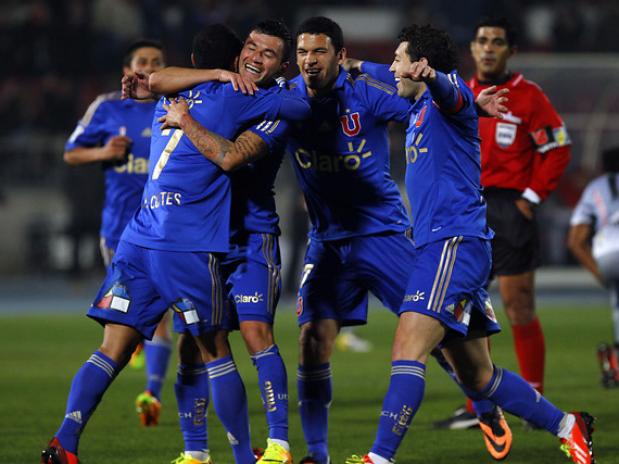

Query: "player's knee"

xmin=240 ymin=321 xmax=274 ymax=355
xmin=299 ymin=322 xmax=335 ymax=363
xmin=457 ymin=364 xmax=494 ymax=392
xmin=177 ymin=334 xmax=202 ymax=364
xmin=99 ymin=324 xmax=141 ymax=365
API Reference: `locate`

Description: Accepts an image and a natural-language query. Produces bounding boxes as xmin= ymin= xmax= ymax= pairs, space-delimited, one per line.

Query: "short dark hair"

xmin=123 ymin=39 xmax=163 ymax=67
xmin=602 ymin=147 xmax=619 ymax=173
xmin=474 ymin=17 xmax=518 ymax=47
xmin=296 ymin=16 xmax=344 ymax=52
xmin=397 ymin=25 xmax=458 ymax=73
xmin=250 ymin=19 xmax=292 ymax=62
xmin=192 ymin=24 xmax=242 ymax=70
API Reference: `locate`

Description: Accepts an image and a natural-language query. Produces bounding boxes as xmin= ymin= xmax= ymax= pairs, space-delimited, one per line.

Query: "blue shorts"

xmin=399 ymin=236 xmax=501 ymax=338
xmin=296 ymin=231 xmax=416 ymax=327
xmin=221 ymin=233 xmax=281 ymax=328
xmin=88 ymin=240 xmax=226 ymax=339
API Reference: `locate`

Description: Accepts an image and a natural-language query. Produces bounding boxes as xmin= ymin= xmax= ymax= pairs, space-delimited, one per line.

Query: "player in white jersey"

xmin=568 ymin=146 xmax=619 ymax=387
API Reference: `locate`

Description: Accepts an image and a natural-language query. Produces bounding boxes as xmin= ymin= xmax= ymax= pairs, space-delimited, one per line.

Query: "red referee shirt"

xmin=469 ymin=73 xmax=571 ymax=202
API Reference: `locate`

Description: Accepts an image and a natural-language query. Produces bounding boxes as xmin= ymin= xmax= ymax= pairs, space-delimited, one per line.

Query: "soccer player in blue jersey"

xmin=135 ymin=19 xmax=300 ymax=464
xmin=41 ymin=24 xmax=310 ymax=464
xmin=345 ymin=25 xmax=595 ymax=464
xmin=63 ymin=39 xmax=172 ymax=428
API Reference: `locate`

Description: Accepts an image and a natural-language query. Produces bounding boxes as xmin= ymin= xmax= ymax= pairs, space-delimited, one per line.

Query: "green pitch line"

xmin=1 ymin=305 xmax=617 ymax=463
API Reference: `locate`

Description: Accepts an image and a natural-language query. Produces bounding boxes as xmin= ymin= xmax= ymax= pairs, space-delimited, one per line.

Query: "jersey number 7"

xmin=152 ymin=128 xmax=184 ymax=180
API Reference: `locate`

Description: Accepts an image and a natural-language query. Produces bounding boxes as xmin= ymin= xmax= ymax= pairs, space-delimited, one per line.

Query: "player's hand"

xmin=122 ymin=72 xmax=154 ymax=100
xmin=342 ymin=58 xmax=364 ymax=72
xmin=100 ymin=135 xmax=131 ymax=161
xmin=476 ymin=86 xmax=509 ymax=119
xmin=404 ymin=58 xmax=436 ymax=82
xmin=515 ymin=198 xmax=535 ymax=220
xmin=159 ymin=98 xmax=190 ymax=130
xmin=216 ymin=69 xmax=258 ymax=95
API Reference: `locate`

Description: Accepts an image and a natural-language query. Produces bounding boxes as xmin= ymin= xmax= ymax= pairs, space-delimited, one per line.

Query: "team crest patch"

xmin=340 ymin=112 xmax=361 ymax=136
xmin=96 ymin=282 xmax=130 ymax=313
xmin=495 ymin=122 xmax=517 ymax=148
xmin=172 ymin=298 xmax=200 ymax=325
xmin=296 ymin=296 xmax=304 ymax=317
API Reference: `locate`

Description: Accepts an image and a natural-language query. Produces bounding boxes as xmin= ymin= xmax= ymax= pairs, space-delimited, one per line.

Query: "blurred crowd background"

xmin=2 ymin=0 xmax=619 ymax=291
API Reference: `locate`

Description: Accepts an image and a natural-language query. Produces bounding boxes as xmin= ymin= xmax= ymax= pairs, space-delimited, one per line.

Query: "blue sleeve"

xmin=231 ymin=87 xmax=310 ymax=123
xmin=360 ymin=61 xmax=397 ymax=87
xmin=64 ymin=99 xmax=110 ymax=151
xmin=248 ymin=119 xmax=290 ymax=154
xmin=356 ymin=75 xmax=411 ymax=123
xmin=426 ymin=71 xmax=473 ymax=115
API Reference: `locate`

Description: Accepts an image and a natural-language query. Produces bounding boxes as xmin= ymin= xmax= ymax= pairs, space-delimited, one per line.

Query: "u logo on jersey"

xmin=340 ymin=112 xmax=361 ymax=136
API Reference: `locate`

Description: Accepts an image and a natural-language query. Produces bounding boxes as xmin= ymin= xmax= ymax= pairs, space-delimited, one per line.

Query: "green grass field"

xmin=1 ymin=305 xmax=618 ymax=463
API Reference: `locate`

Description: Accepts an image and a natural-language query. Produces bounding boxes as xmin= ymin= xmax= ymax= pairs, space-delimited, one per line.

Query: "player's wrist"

xmin=177 ymin=112 xmax=193 ymax=130
xmin=521 ymin=188 xmax=541 ymax=205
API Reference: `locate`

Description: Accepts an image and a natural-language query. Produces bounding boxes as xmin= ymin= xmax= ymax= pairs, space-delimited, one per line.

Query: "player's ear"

xmin=279 ymin=60 xmax=289 ymax=74
xmin=337 ymin=47 xmax=347 ymax=65
xmin=122 ymin=66 xmax=133 ymax=77
xmin=509 ymin=45 xmax=518 ymax=58
xmin=190 ymin=53 xmax=196 ymax=68
xmin=233 ymin=56 xmax=240 ymax=72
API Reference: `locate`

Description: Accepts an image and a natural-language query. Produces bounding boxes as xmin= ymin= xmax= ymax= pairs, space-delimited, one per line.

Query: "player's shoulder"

xmin=353 ymin=73 xmax=398 ymax=96
xmin=511 ymin=73 xmax=547 ymax=96
xmin=80 ymin=91 xmax=121 ymax=124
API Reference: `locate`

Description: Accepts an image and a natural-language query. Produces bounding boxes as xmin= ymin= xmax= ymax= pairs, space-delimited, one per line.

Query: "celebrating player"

xmin=345 ymin=24 xmax=594 ymax=464
xmin=149 ymin=19 xmax=298 ymax=464
xmin=568 ymin=147 xmax=619 ymax=388
xmin=63 ymin=38 xmax=172 ymax=428
xmin=40 ymin=23 xmax=310 ymax=464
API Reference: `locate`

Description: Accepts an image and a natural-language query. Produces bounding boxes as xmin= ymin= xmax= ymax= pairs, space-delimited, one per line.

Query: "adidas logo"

xmin=65 ymin=410 xmax=82 ymax=424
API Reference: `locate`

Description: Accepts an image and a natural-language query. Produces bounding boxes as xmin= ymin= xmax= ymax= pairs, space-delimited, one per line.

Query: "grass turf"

xmin=1 ymin=305 xmax=618 ymax=463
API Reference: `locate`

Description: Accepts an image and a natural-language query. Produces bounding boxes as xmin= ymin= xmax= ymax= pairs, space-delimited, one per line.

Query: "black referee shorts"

xmin=484 ymin=188 xmax=540 ymax=276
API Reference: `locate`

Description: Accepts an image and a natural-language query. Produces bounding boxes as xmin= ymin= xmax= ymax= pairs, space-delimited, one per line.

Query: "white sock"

xmin=368 ymin=452 xmax=393 ymax=464
xmin=186 ymin=450 xmax=210 ymax=462
xmin=557 ymin=413 xmax=576 ymax=439
xmin=268 ymin=438 xmax=290 ymax=451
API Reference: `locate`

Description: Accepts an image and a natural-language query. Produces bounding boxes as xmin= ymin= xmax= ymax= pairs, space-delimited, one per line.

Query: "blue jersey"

xmin=65 ymin=92 xmax=154 ymax=244
xmin=288 ymin=69 xmax=411 ymax=241
xmin=122 ymin=82 xmax=309 ymax=253
xmin=404 ymin=71 xmax=493 ymax=246
xmin=229 ymin=119 xmax=290 ymax=238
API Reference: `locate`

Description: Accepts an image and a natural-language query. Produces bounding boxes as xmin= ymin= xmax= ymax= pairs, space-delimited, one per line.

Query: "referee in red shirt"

xmin=437 ymin=17 xmax=571 ymax=430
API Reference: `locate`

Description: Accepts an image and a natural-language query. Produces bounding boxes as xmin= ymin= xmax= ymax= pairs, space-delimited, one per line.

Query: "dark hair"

xmin=397 ymin=25 xmax=458 ymax=73
xmin=192 ymin=24 xmax=242 ymax=70
xmin=474 ymin=17 xmax=518 ymax=47
xmin=296 ymin=16 xmax=344 ymax=52
xmin=123 ymin=39 xmax=163 ymax=67
xmin=250 ymin=19 xmax=292 ymax=62
xmin=602 ymin=147 xmax=619 ymax=198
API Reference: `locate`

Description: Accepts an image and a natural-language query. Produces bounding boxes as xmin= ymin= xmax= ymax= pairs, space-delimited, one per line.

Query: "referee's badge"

xmin=495 ymin=122 xmax=517 ymax=148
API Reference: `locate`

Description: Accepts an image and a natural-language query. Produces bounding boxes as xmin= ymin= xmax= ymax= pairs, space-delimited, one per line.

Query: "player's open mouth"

xmin=244 ymin=64 xmax=262 ymax=75
xmin=304 ymin=68 xmax=321 ymax=76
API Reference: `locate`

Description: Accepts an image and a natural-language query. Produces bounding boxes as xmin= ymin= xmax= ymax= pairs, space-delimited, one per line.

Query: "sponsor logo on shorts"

xmin=234 ymin=292 xmax=264 ymax=304
xmin=171 ymin=298 xmax=201 ymax=325
xmin=484 ymin=298 xmax=497 ymax=322
xmin=403 ymin=290 xmax=425 ymax=303
xmin=96 ymin=282 xmax=130 ymax=313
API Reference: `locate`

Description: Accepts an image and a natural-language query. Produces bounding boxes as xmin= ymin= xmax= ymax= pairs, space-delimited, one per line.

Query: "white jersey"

xmin=571 ymin=173 xmax=619 ymax=259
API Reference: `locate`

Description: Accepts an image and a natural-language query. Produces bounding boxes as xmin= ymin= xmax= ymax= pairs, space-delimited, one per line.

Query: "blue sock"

xmin=55 ymin=351 xmax=118 ymax=453
xmin=175 ymin=363 xmax=209 ymax=452
xmin=251 ymin=344 xmax=288 ymax=441
xmin=298 ymin=363 xmax=332 ymax=462
xmin=431 ymin=349 xmax=494 ymax=416
xmin=370 ymin=360 xmax=426 ymax=461
xmin=144 ymin=336 xmax=172 ymax=399
xmin=207 ymin=356 xmax=254 ymax=464
xmin=482 ymin=366 xmax=564 ymax=433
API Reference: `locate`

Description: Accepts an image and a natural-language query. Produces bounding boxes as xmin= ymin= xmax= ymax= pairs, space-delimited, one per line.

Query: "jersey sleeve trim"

xmin=79 ymin=91 xmax=120 ymax=127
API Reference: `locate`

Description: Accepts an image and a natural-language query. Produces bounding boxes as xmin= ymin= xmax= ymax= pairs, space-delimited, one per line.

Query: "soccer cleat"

xmin=335 ymin=331 xmax=373 ymax=353
xmin=129 ymin=342 xmax=145 ymax=369
xmin=299 ymin=456 xmax=330 ymax=464
xmin=40 ymin=437 xmax=80 ymax=464
xmin=256 ymin=439 xmax=293 ymax=463
xmin=170 ymin=452 xmax=214 ymax=464
xmin=433 ymin=405 xmax=479 ymax=429
xmin=136 ymin=390 xmax=161 ymax=426
xmin=478 ymin=406 xmax=512 ymax=461
xmin=344 ymin=456 xmax=374 ymax=464
xmin=560 ymin=412 xmax=595 ymax=464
